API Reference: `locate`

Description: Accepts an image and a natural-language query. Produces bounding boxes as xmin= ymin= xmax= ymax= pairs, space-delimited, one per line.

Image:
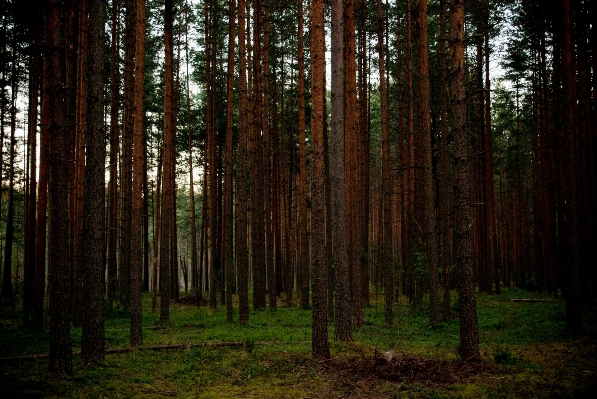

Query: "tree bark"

xmin=297 ymin=0 xmax=309 ymax=310
xmin=237 ymin=0 xmax=250 ymax=325
xmin=46 ymin=0 xmax=72 ymax=373
xmin=418 ymin=0 xmax=441 ymax=327
xmin=160 ymin=0 xmax=175 ymax=322
xmin=311 ymin=0 xmax=330 ymax=359
xmin=332 ymin=0 xmax=352 ymax=341
xmin=130 ymin=0 xmax=146 ymax=346
xmin=450 ymin=0 xmax=480 ymax=361
xmin=107 ymin=0 xmax=120 ymax=314
xmin=82 ymin=0 xmax=107 ymax=363
xmin=224 ymin=0 xmax=236 ymax=322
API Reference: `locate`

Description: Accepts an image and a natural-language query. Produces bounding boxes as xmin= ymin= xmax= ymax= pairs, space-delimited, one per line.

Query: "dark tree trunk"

xmin=160 ymin=0 xmax=175 ymax=322
xmin=332 ymin=0 xmax=352 ymax=341
xmin=81 ymin=0 xmax=107 ymax=363
xmin=310 ymin=0 xmax=330 ymax=359
xmin=107 ymin=0 xmax=120 ymax=313
xmin=224 ymin=0 xmax=236 ymax=322
xmin=130 ymin=0 xmax=146 ymax=346
xmin=450 ymin=0 xmax=480 ymax=361
xmin=46 ymin=0 xmax=72 ymax=374
xmin=237 ymin=0 xmax=249 ymax=325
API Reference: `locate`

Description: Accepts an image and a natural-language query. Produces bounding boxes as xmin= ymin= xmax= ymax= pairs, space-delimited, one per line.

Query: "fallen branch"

xmin=511 ymin=299 xmax=565 ymax=303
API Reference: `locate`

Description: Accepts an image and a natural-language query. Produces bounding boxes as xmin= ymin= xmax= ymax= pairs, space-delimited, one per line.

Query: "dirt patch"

xmin=324 ymin=353 xmax=494 ymax=387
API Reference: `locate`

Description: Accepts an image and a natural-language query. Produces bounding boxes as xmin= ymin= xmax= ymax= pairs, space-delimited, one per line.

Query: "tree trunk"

xmin=560 ymin=0 xmax=582 ymax=333
xmin=376 ymin=0 xmax=393 ymax=327
xmin=121 ymin=0 xmax=136 ymax=311
xmin=310 ymin=0 xmax=330 ymax=359
xmin=331 ymin=0 xmax=352 ymax=341
xmin=450 ymin=0 xmax=480 ymax=361
xmin=297 ymin=0 xmax=309 ymax=310
xmin=130 ymin=0 xmax=146 ymax=346
xmin=160 ymin=0 xmax=175 ymax=322
xmin=107 ymin=0 xmax=120 ymax=314
xmin=82 ymin=0 xmax=107 ymax=363
xmin=418 ymin=0 xmax=441 ymax=327
xmin=345 ymin=0 xmax=362 ymax=328
xmin=237 ymin=0 xmax=249 ymax=325
xmin=46 ymin=0 xmax=72 ymax=374
xmin=438 ymin=0 xmax=452 ymax=320
xmin=224 ymin=0 xmax=236 ymax=321
xmin=23 ymin=9 xmax=42 ymax=325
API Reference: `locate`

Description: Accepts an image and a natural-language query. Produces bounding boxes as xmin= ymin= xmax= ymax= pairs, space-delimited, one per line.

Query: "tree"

xmin=311 ymin=0 xmax=330 ymax=359
xmin=297 ymin=0 xmax=309 ymax=310
xmin=376 ymin=0 xmax=392 ymax=327
xmin=450 ymin=0 xmax=480 ymax=361
xmin=224 ymin=0 xmax=235 ymax=322
xmin=46 ymin=0 xmax=72 ymax=374
xmin=560 ymin=0 xmax=582 ymax=333
xmin=160 ymin=0 xmax=175 ymax=322
xmin=81 ymin=0 xmax=107 ymax=363
xmin=237 ymin=0 xmax=250 ymax=325
xmin=107 ymin=0 xmax=120 ymax=314
xmin=130 ymin=0 xmax=146 ymax=346
xmin=332 ymin=0 xmax=352 ymax=341
xmin=418 ymin=0 xmax=441 ymax=327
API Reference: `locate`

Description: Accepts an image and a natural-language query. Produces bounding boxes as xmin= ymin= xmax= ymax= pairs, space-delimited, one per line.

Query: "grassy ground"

xmin=1 ymin=288 xmax=596 ymax=398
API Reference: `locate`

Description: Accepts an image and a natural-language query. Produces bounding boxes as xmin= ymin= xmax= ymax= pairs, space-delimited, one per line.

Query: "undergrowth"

xmin=0 ymin=288 xmax=595 ymax=398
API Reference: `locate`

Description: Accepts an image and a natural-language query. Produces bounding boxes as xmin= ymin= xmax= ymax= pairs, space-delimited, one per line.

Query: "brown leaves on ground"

xmin=323 ymin=353 xmax=494 ymax=388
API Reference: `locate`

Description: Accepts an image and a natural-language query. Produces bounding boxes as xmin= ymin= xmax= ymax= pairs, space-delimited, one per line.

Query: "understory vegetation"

xmin=1 ymin=288 xmax=596 ymax=398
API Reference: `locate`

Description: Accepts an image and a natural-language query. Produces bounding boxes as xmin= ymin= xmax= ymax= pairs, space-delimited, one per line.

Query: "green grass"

xmin=1 ymin=288 xmax=596 ymax=398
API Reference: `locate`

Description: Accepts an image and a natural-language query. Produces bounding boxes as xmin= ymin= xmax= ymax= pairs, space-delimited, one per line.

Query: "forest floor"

xmin=0 ymin=288 xmax=596 ymax=398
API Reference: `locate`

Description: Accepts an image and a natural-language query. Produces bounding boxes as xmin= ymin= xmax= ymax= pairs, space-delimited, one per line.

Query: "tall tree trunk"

xmin=251 ymin=0 xmax=266 ymax=310
xmin=297 ymin=0 xmax=309 ymax=310
xmin=560 ymin=0 xmax=582 ymax=333
xmin=72 ymin=0 xmax=88 ymax=327
xmin=418 ymin=0 xmax=441 ymax=326
xmin=311 ymin=0 xmax=330 ymax=359
xmin=23 ymin=17 xmax=42 ymax=324
xmin=160 ymin=0 xmax=175 ymax=322
xmin=484 ymin=29 xmax=498 ymax=295
xmin=107 ymin=0 xmax=120 ymax=314
xmin=438 ymin=0 xmax=452 ymax=319
xmin=224 ymin=0 xmax=236 ymax=321
xmin=121 ymin=0 xmax=136 ymax=311
xmin=82 ymin=0 xmax=107 ymax=363
xmin=450 ymin=0 xmax=480 ymax=361
xmin=130 ymin=0 xmax=146 ymax=346
xmin=46 ymin=0 xmax=72 ymax=373
xmin=184 ymin=0 xmax=198 ymax=300
xmin=332 ymin=0 xmax=352 ymax=341
xmin=237 ymin=0 xmax=250 ymax=324
xmin=262 ymin=0 xmax=278 ymax=310
xmin=345 ymin=0 xmax=362 ymax=328
xmin=376 ymin=0 xmax=393 ymax=327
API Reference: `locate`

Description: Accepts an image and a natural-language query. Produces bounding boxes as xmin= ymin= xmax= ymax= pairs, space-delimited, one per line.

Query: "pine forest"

xmin=0 ymin=0 xmax=596 ymax=397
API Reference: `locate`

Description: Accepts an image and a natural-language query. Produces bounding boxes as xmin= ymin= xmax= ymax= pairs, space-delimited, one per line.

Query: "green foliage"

xmin=0 ymin=289 xmax=596 ymax=398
